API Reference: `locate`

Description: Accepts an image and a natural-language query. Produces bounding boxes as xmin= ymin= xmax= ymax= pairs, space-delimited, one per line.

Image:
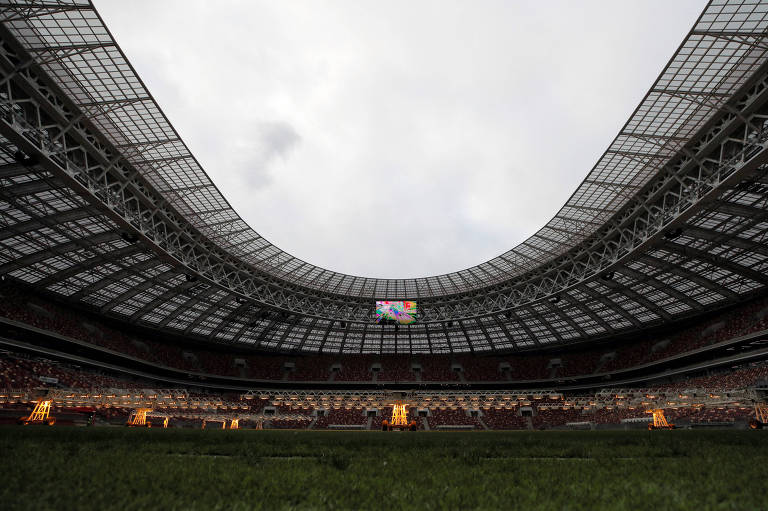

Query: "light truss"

xmin=0 ymin=1 xmax=767 ymax=353
xmin=1 ymin=386 xmax=752 ymax=415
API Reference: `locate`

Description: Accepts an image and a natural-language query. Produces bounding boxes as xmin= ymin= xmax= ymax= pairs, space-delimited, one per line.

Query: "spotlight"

xmin=550 ymin=295 xmax=561 ymax=304
xmin=339 ymin=321 xmax=346 ymax=329
xmin=447 ymin=321 xmax=454 ymax=328
xmin=235 ymin=297 xmax=247 ymax=304
xmin=184 ymin=274 xmax=198 ymax=283
xmin=664 ymin=228 xmax=684 ymax=240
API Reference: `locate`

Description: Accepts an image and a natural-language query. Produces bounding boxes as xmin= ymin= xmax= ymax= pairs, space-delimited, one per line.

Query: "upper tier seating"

xmin=1 ymin=283 xmax=767 ymax=383
xmin=0 ymin=354 xmax=144 ymax=389
xmin=376 ymin=356 xmax=416 ymax=382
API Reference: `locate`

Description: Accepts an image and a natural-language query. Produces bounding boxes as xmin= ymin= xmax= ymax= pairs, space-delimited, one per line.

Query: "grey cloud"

xmin=257 ymin=121 xmax=301 ymax=162
xmin=231 ymin=121 xmax=301 ymax=188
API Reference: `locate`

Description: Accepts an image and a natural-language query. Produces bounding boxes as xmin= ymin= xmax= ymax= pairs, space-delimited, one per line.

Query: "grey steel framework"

xmin=1 ymin=0 xmax=768 ymax=354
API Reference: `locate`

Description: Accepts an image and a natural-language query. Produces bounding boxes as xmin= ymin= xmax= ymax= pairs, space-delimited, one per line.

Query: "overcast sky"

xmin=93 ymin=0 xmax=706 ymax=279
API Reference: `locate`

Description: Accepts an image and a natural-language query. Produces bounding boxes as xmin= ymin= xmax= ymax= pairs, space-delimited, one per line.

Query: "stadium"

xmin=1 ymin=0 xmax=768 ymax=509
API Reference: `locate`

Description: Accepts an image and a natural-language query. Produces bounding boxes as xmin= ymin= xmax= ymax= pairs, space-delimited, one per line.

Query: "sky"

xmin=93 ymin=0 xmax=706 ymax=279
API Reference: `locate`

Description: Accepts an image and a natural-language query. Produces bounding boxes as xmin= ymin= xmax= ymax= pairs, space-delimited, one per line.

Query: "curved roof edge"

xmin=3 ymin=0 xmax=767 ymax=299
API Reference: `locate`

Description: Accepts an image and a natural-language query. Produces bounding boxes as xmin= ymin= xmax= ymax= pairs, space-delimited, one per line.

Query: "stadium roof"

xmin=1 ymin=0 xmax=768 ymax=354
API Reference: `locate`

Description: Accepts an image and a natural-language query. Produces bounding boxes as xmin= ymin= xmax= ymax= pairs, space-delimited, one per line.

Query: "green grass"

xmin=1 ymin=427 xmax=766 ymax=510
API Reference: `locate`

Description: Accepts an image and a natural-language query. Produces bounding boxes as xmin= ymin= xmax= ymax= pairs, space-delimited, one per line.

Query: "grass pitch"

xmin=1 ymin=427 xmax=767 ymax=510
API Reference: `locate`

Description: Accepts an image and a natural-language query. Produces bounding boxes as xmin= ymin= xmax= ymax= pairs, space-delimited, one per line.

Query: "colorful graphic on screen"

xmin=375 ymin=301 xmax=418 ymax=324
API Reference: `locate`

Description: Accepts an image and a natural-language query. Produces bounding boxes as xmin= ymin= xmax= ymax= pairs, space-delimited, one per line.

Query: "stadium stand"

xmin=267 ymin=418 xmax=312 ymax=429
xmin=333 ymin=358 xmax=374 ymax=382
xmin=290 ymin=356 xmax=334 ymax=382
xmin=417 ymin=357 xmax=460 ymax=382
xmin=314 ymin=408 xmax=368 ymax=429
xmin=376 ymin=356 xmax=417 ymax=382
xmin=532 ymin=407 xmax=585 ymax=430
xmin=458 ymin=356 xmax=508 ymax=381
xmin=0 ymin=353 xmax=144 ymax=389
xmin=426 ymin=409 xmax=483 ymax=429
xmin=480 ymin=408 xmax=529 ymax=430
xmin=1 ymin=345 xmax=767 ymax=430
xmin=0 ymin=0 xmax=766 ymax=447
xmin=3 ymin=283 xmax=767 ymax=388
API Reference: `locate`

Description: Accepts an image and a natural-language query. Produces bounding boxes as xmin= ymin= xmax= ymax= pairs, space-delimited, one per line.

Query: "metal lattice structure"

xmin=1 ymin=0 xmax=768 ymax=353
xmin=19 ymin=397 xmax=54 ymax=425
xmin=755 ymin=403 xmax=768 ymax=422
xmin=127 ymin=407 xmax=150 ymax=427
xmin=390 ymin=402 xmax=408 ymax=427
xmin=1 ymin=387 xmax=754 ymax=415
xmin=649 ymin=409 xmax=674 ymax=429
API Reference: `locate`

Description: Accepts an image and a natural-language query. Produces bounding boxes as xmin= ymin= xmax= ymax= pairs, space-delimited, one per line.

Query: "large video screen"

xmin=375 ymin=301 xmax=418 ymax=325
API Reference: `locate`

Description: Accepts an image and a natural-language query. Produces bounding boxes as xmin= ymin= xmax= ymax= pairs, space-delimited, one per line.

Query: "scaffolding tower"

xmin=750 ymin=404 xmax=768 ymax=429
xmin=648 ymin=409 xmax=675 ymax=430
xmin=391 ymin=402 xmax=408 ymax=427
xmin=755 ymin=404 xmax=768 ymax=424
xmin=127 ymin=408 xmax=152 ymax=427
xmin=19 ymin=399 xmax=55 ymax=426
